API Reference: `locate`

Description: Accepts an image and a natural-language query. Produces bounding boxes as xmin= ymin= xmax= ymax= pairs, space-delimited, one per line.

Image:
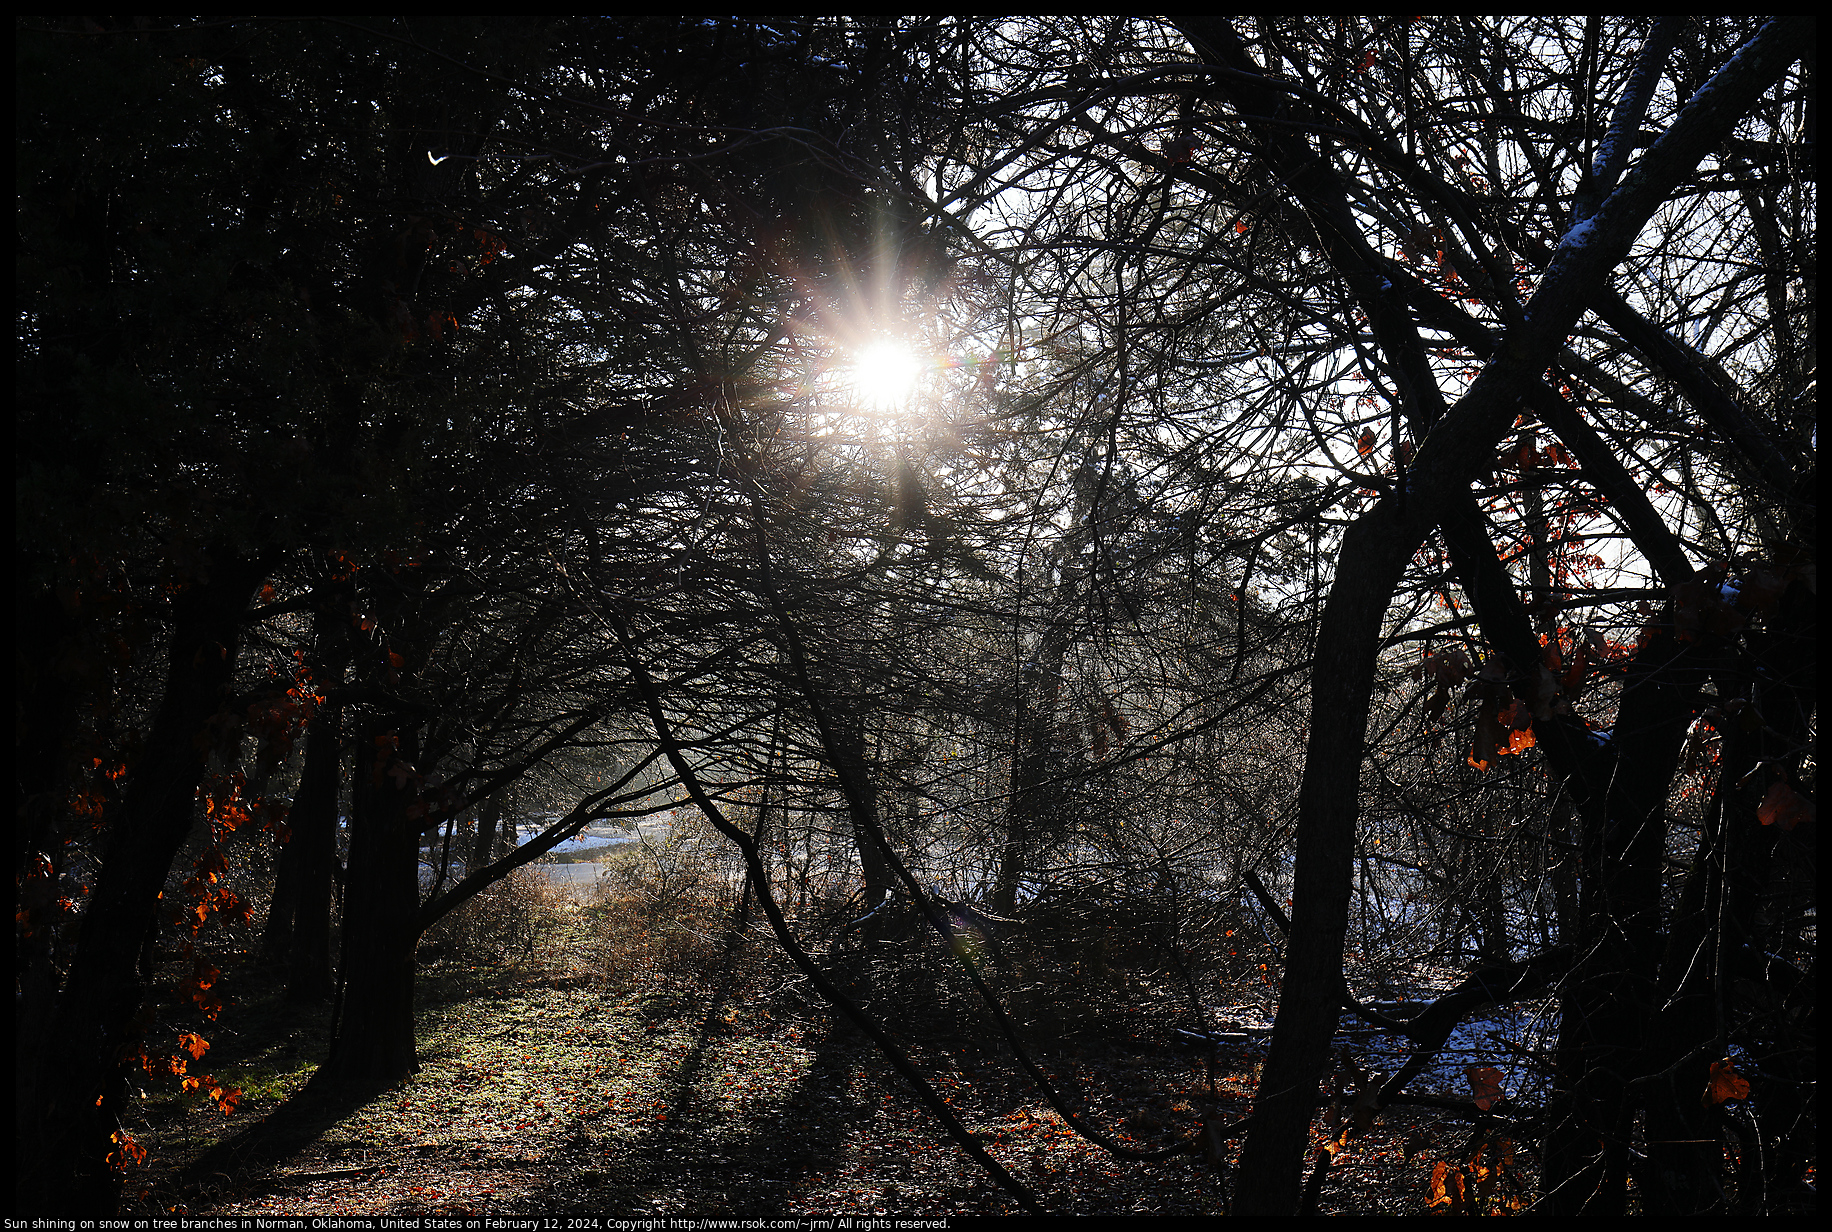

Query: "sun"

xmin=845 ymin=338 xmax=925 ymax=412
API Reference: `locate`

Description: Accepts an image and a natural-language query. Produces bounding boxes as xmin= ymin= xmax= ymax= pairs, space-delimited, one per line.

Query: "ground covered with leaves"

xmin=120 ymin=879 xmax=1539 ymax=1218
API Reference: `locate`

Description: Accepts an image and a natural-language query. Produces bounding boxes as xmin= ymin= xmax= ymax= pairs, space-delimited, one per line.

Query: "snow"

xmin=1555 ymin=216 xmax=1599 ymax=252
xmin=1207 ymin=963 xmax=1560 ymax=1106
xmin=1345 ymin=1001 xmax=1556 ymax=1102
xmin=1532 ymin=215 xmax=1606 ymax=303
xmin=1590 ymin=130 xmax=1624 ymax=185
xmin=415 ymin=820 xmax=640 ymax=892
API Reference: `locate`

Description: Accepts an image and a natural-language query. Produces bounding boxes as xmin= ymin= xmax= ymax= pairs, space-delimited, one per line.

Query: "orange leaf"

xmin=177 ymin=1032 xmax=209 ymax=1061
xmin=1466 ymin=1065 xmax=1505 ymax=1110
xmin=1428 ymin=1159 xmax=1455 ymax=1207
xmin=1702 ymin=1058 xmax=1750 ymax=1106
xmin=217 ymin=890 xmax=252 ymax=925
xmin=1756 ymin=782 xmax=1813 ymax=831
xmin=108 ymin=1130 xmax=148 ymax=1172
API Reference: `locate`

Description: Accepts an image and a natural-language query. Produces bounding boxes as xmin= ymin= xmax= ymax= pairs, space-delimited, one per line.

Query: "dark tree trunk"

xmin=261 ymin=822 xmax=301 ymax=961
xmin=284 ymin=697 xmax=344 ymax=1003
xmin=1540 ymin=628 xmax=1711 ymax=1213
xmin=287 ymin=581 xmax=354 ymax=1002
xmin=14 ymin=583 xmax=84 ymax=1152
xmin=316 ymin=721 xmax=423 ymax=1087
xmin=1230 ymin=502 xmax=1421 ymax=1214
xmin=15 ymin=551 xmax=267 ymax=1217
xmin=1638 ymin=568 xmax=1816 ymax=1213
xmin=833 ymin=707 xmax=894 ymax=914
xmin=993 ymin=618 xmax=1071 ymax=918
xmin=1639 ymin=760 xmax=1737 ymax=1213
xmin=262 ymin=577 xmax=352 ymax=993
xmin=471 ymin=791 xmax=503 ymax=874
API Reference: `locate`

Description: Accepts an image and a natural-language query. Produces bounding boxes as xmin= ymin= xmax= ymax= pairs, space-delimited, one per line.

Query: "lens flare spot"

xmin=847 ymin=340 xmax=924 ymax=411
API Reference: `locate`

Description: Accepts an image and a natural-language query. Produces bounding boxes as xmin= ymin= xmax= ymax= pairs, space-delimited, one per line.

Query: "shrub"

xmin=581 ymin=821 xmax=745 ymax=982
xmin=418 ymin=866 xmax=548 ymax=966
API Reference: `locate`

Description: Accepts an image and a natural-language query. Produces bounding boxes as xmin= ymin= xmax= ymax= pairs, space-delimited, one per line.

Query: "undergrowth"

xmin=116 ymin=851 xmax=1550 ymax=1218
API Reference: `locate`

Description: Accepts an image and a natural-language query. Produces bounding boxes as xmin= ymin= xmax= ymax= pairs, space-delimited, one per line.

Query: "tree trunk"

xmin=15 ymin=583 xmax=86 ymax=1145
xmin=284 ymin=695 xmax=344 ymax=1004
xmin=1639 ymin=568 xmax=1815 ymax=1212
xmin=15 ymin=551 xmax=267 ymax=1217
xmin=1539 ymin=626 xmax=1710 ymax=1213
xmin=261 ymin=821 xmax=301 ymax=961
xmin=1230 ymin=502 xmax=1422 ymax=1214
xmin=263 ymin=576 xmax=352 ymax=1000
xmin=315 ymin=721 xmax=422 ymax=1087
xmin=833 ymin=706 xmax=894 ymax=915
xmin=994 ymin=618 xmax=1072 ymax=917
xmin=471 ymin=791 xmax=504 ymax=874
xmin=1639 ymin=775 xmax=1733 ymax=1213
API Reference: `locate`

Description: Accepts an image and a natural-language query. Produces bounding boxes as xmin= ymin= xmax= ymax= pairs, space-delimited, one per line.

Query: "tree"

xmin=1151 ymin=17 xmax=1811 ymax=1213
xmin=903 ymin=13 xmax=1812 ymax=1212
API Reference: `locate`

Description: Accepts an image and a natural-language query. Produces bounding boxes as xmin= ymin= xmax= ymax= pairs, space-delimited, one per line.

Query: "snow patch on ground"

xmin=1206 ymin=961 xmax=1559 ymax=1106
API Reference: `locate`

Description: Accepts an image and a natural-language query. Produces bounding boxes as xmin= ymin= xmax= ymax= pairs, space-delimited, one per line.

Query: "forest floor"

xmin=119 ymin=880 xmax=1543 ymax=1218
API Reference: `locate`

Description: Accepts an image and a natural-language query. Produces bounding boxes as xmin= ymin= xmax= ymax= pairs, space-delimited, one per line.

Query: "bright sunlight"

xmin=844 ymin=338 xmax=925 ymax=412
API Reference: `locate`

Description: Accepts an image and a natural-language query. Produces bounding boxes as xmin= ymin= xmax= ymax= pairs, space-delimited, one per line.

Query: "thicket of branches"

xmin=16 ymin=15 xmax=1814 ymax=1216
